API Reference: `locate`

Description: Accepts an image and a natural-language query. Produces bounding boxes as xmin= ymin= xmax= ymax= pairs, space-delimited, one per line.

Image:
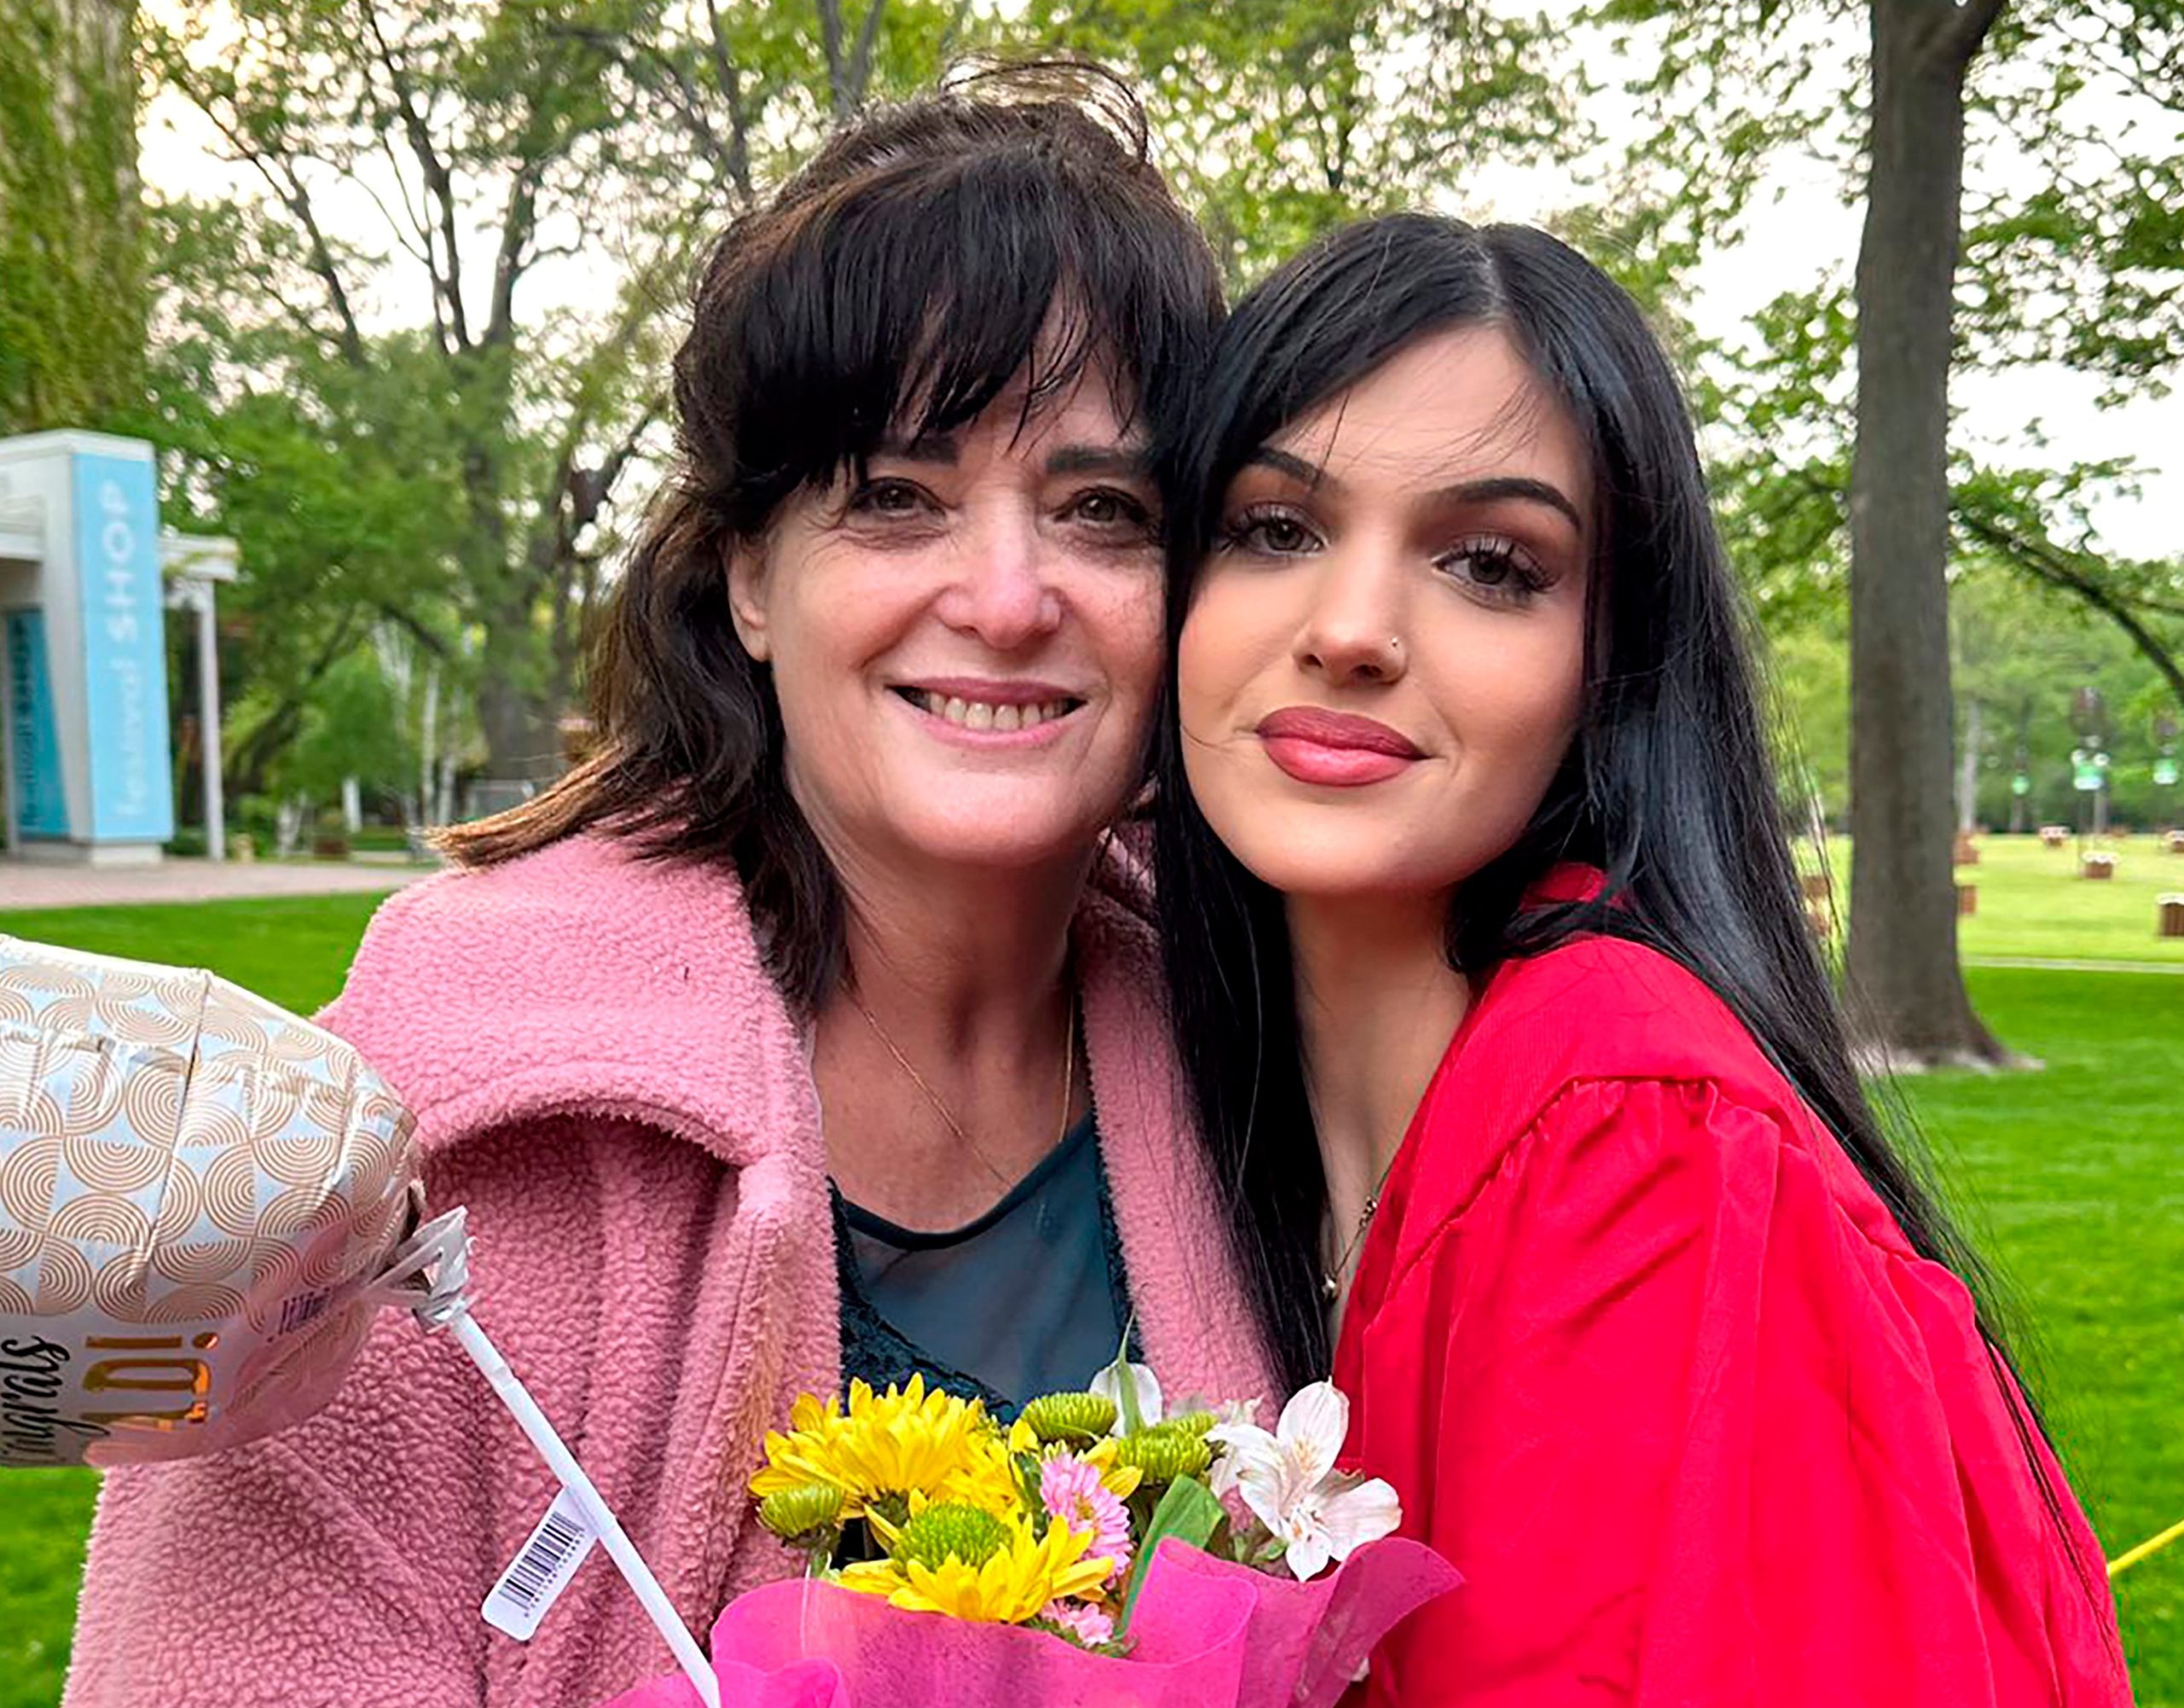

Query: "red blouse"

xmin=1333 ymin=927 xmax=2133 ymax=1706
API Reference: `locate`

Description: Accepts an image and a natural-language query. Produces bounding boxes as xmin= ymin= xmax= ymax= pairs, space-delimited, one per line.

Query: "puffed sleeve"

xmin=1347 ymin=1078 xmax=2129 ymax=1708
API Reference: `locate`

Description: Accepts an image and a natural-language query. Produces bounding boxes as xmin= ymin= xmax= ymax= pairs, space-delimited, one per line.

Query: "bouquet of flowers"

xmin=603 ymin=1352 xmax=1460 ymax=1707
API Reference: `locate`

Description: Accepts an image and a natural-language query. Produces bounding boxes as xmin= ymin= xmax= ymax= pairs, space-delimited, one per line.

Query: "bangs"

xmin=719 ymin=148 xmax=1205 ymax=528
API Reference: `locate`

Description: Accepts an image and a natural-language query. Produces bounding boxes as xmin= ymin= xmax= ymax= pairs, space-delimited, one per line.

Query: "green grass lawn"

xmin=0 ymin=893 xmax=386 ymax=1708
xmin=1803 ymin=829 xmax=2184 ymax=966
xmin=1902 ymin=968 xmax=2184 ymax=1700
xmin=0 ymin=880 xmax=2180 ymax=1703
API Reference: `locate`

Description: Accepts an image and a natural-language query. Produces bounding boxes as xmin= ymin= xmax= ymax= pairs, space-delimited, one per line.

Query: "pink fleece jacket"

xmin=64 ymin=832 xmax=1273 ymax=1708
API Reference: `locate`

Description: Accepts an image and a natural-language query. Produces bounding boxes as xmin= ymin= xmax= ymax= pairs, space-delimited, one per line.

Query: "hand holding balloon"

xmin=0 ymin=934 xmax=416 ymax=1468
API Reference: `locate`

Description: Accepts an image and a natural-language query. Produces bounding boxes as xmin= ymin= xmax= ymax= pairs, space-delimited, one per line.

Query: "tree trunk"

xmin=2009 ymin=717 xmax=2030 ymax=834
xmin=476 ymin=665 xmax=563 ymax=782
xmin=1844 ymin=0 xmax=2006 ymax=1066
xmin=1956 ymin=697 xmax=1982 ymax=833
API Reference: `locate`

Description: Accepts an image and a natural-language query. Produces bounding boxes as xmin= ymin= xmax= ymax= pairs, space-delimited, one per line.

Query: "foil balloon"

xmin=0 ymin=934 xmax=721 ymax=1704
xmin=0 ymin=933 xmax=419 ymax=1468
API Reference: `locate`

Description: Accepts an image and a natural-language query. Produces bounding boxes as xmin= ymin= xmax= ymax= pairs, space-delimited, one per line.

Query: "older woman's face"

xmin=729 ymin=369 xmax=1165 ymax=880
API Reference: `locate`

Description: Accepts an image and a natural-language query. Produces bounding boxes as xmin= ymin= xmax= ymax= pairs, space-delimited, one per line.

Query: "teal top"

xmin=833 ymin=1112 xmax=1133 ymax=1418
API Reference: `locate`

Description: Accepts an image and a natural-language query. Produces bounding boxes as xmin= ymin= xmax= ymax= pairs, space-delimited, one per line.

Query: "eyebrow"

xmin=867 ymin=439 xmax=1150 ymax=479
xmin=1045 ymin=444 xmax=1153 ymax=479
xmin=874 ymin=434 xmax=959 ymax=465
xmin=1246 ymin=447 xmax=1585 ymax=532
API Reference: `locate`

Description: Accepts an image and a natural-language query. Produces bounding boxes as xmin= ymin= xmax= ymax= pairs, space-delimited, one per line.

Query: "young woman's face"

xmin=729 ymin=366 xmax=1165 ymax=880
xmin=1177 ymin=325 xmax=1592 ymax=906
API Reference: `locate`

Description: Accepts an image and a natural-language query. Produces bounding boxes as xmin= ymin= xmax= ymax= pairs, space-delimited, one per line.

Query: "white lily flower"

xmin=1205 ymin=1380 xmax=1402 ymax=1580
xmin=1089 ymin=1358 xmax=1164 ymax=1433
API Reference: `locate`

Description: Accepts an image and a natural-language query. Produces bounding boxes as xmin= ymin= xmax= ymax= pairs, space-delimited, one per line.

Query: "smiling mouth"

xmin=892 ymin=687 xmax=1083 ymax=733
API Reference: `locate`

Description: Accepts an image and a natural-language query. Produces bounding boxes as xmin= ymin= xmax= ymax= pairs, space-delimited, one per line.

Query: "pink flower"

xmin=1038 ymin=1454 xmax=1132 ymax=1582
xmin=1040 ymin=1599 xmax=1117 ymax=1646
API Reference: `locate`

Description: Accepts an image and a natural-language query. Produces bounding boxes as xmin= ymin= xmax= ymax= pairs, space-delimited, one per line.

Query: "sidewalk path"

xmin=1 ymin=858 xmax=433 ymax=912
xmin=1966 ymin=955 xmax=2184 ymax=975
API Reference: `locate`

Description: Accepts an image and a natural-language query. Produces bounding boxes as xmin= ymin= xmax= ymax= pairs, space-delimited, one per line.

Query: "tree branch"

xmin=373 ymin=600 xmax=454 ymax=659
xmin=485 ymin=154 xmax=544 ymax=350
xmin=847 ymin=0 xmax=890 ymax=113
xmin=817 ymin=0 xmax=851 ymax=117
xmin=701 ymin=0 xmax=757 ymax=200
xmin=189 ymin=96 xmax=367 ymax=364
xmin=1937 ymin=0 xmax=2007 ymax=67
xmin=361 ymin=0 xmax=471 ymax=347
xmin=1955 ymin=508 xmax=2184 ymax=704
xmin=228 ymin=607 xmax=367 ymax=787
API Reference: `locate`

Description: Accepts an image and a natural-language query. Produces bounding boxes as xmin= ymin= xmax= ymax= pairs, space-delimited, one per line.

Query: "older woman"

xmin=65 ymin=67 xmax=1270 ymax=1708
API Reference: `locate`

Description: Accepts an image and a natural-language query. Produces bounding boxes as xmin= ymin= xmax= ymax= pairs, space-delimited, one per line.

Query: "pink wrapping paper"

xmin=601 ymin=1537 xmax=1460 ymax=1708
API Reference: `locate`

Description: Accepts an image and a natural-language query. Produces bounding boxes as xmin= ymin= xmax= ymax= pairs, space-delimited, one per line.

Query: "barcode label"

xmin=483 ymin=1487 xmax=598 ymax=1641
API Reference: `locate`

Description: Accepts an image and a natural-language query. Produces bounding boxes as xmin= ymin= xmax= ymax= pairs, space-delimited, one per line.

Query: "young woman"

xmin=1156 ymin=213 xmax=2132 ymax=1705
xmin=67 ymin=68 xmax=1271 ymax=1708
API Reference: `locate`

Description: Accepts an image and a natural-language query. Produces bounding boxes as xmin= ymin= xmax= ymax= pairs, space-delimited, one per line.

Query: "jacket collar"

xmin=321 ymin=833 xmax=815 ymax=1171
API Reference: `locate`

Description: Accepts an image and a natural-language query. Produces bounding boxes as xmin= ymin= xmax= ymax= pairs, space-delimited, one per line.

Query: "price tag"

xmin=484 ymin=1485 xmax=599 ymax=1641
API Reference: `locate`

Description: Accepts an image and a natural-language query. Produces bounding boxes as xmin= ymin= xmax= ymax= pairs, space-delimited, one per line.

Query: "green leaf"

xmin=1116 ymin=1475 xmax=1225 ymax=1636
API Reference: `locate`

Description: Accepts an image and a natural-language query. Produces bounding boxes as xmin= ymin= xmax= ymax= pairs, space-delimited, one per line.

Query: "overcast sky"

xmin=136 ymin=4 xmax=2181 ymax=565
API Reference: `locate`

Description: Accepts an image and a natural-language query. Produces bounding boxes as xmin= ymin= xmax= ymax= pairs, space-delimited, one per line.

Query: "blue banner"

xmin=72 ymin=453 xmax=172 ymax=840
xmin=4 ymin=608 xmax=70 ymax=838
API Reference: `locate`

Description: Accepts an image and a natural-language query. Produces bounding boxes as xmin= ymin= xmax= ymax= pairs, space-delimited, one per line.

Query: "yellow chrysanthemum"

xmin=838 ymin=1507 xmax=1112 ymax=1624
xmin=749 ymin=1377 xmax=1006 ymax=1518
xmin=944 ymin=1429 xmax=1029 ymax=1513
xmin=749 ymin=1391 xmax=853 ymax=1502
xmin=1078 ymin=1435 xmax=1146 ymax=1502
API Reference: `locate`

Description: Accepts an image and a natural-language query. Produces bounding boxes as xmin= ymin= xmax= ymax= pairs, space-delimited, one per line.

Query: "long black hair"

xmin=1153 ymin=214 xmax=2038 ymax=1428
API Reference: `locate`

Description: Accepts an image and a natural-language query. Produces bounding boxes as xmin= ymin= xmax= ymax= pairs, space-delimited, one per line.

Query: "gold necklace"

xmin=1321 ymin=1153 xmax=1400 ymax=1304
xmin=845 ymin=979 xmax=1077 ymax=1193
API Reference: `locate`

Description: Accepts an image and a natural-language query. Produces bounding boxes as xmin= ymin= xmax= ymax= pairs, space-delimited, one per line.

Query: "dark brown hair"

xmin=439 ymin=61 xmax=1224 ymax=1011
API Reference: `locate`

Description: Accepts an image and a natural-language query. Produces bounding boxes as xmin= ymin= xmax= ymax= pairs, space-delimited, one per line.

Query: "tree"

xmin=1844 ymin=0 xmax=2007 ymax=1065
xmin=1593 ymin=0 xmax=2184 ymax=1066
xmin=0 ymin=0 xmax=147 ymax=432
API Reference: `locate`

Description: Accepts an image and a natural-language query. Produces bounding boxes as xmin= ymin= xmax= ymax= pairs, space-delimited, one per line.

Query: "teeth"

xmin=910 ymin=691 xmax=1073 ymax=731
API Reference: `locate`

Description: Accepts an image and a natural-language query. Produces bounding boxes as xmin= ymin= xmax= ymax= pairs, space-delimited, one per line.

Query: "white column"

xmin=196 ymin=583 xmax=225 ymax=862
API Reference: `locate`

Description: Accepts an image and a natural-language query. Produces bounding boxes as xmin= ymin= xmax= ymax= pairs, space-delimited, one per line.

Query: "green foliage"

xmin=271 ymin=650 xmax=415 ymax=804
xmin=1026 ymin=0 xmax=1573 ymax=286
xmin=1116 ymin=1474 xmax=1225 ymax=1634
xmin=1770 ymin=568 xmax=2181 ymax=831
xmin=1579 ymin=0 xmax=2183 ymax=731
xmin=0 ymin=0 xmax=147 ymax=433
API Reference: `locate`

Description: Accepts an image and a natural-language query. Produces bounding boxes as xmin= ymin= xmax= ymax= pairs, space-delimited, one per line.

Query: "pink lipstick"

xmin=1256 ymin=706 xmax=1424 ymax=787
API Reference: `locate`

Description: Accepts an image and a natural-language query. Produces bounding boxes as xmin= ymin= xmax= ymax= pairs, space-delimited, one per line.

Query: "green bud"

xmin=1166 ymin=1409 xmax=1219 ymax=1438
xmin=893 ymin=1502 xmax=1013 ymax=1571
xmin=1113 ymin=1425 xmax=1211 ymax=1484
xmin=758 ymin=1483 xmax=844 ymax=1545
xmin=1020 ymin=1391 xmax=1119 ymax=1445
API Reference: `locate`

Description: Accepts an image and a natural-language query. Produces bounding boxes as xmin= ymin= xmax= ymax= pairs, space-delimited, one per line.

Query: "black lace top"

xmin=832 ymin=1111 xmax=1138 ymax=1420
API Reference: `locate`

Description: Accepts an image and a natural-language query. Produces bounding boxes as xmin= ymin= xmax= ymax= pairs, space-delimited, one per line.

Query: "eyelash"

xmin=1435 ymin=535 xmax=1553 ymax=604
xmin=1067 ymin=487 xmax=1157 ymax=537
xmin=844 ymin=479 xmax=1155 ymax=538
xmin=845 ymin=477 xmax=934 ymax=519
xmin=1218 ymin=505 xmax=1553 ymax=606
